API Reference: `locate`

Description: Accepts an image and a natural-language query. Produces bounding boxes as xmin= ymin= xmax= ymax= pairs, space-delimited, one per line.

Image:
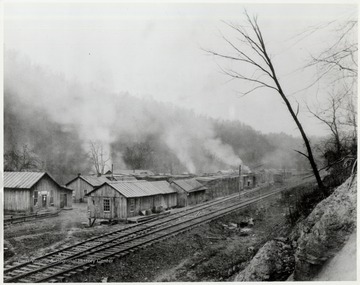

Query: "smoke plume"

xmin=5 ymin=50 xmax=245 ymax=174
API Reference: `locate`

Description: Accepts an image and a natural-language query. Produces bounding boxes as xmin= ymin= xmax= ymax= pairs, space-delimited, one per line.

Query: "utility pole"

xmin=239 ymin=165 xmax=242 ymax=198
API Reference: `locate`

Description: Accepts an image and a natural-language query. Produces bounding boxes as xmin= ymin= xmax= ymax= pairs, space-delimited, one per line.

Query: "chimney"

xmin=77 ymin=173 xmax=81 ymax=177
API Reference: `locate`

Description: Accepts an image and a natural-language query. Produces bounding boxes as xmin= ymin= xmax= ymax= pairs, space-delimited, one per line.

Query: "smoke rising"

xmin=5 ymin=51 xmax=245 ymax=174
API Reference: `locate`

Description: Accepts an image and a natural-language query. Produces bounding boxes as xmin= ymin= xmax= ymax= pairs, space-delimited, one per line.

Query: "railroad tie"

xmin=26 ymin=264 xmax=41 ymax=270
xmin=56 ymin=276 xmax=66 ymax=282
xmin=18 ymin=278 xmax=34 ymax=283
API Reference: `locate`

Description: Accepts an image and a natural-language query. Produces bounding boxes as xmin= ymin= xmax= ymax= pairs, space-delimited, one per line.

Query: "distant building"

xmin=242 ymin=173 xmax=257 ymax=188
xmin=86 ymin=180 xmax=177 ymax=221
xmin=4 ymin=171 xmax=73 ymax=214
xmin=196 ymin=175 xmax=239 ymax=200
xmin=105 ymin=169 xmax=155 ymax=176
xmin=170 ymin=178 xmax=207 ymax=207
xmin=65 ymin=174 xmax=110 ymax=203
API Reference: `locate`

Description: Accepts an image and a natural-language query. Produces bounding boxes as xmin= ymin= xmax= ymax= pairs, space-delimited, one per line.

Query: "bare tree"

xmin=89 ymin=141 xmax=110 ymax=176
xmin=306 ymin=20 xmax=357 ymax=83
xmin=205 ymin=11 xmax=325 ymax=191
xmin=306 ymin=17 xmax=357 ymax=173
xmin=308 ymin=92 xmax=345 ymax=158
xmin=4 ymin=144 xmax=41 ymax=171
xmin=344 ymin=93 xmax=357 ymax=138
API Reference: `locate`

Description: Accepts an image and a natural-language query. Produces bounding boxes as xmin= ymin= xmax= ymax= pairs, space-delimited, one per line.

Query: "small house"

xmin=65 ymin=174 xmax=110 ymax=203
xmin=242 ymin=172 xmax=257 ymax=189
xmin=4 ymin=171 xmax=73 ymax=214
xmin=170 ymin=178 xmax=207 ymax=207
xmin=86 ymin=180 xmax=177 ymax=222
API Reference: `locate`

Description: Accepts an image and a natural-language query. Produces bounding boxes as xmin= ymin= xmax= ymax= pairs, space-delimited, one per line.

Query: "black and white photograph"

xmin=2 ymin=1 xmax=357 ymax=282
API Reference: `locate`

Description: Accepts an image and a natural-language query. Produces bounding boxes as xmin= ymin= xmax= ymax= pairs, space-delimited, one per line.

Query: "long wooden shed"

xmin=4 ymin=171 xmax=73 ymax=214
xmin=65 ymin=174 xmax=110 ymax=203
xmin=170 ymin=178 xmax=207 ymax=207
xmin=196 ymin=175 xmax=240 ymax=200
xmin=86 ymin=180 xmax=177 ymax=222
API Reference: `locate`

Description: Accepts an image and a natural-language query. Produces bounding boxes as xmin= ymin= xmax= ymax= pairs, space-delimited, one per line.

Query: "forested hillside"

xmin=4 ymin=51 xmax=310 ymax=184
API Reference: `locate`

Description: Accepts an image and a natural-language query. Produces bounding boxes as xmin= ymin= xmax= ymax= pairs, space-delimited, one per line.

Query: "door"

xmin=42 ymin=194 xmax=47 ymax=207
xmin=83 ymin=190 xmax=88 ymax=202
xmin=60 ymin=194 xmax=64 ymax=208
xmin=63 ymin=194 xmax=67 ymax=207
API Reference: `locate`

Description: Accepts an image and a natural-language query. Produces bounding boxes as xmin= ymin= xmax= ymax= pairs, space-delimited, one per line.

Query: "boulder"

xmin=234 ymin=239 xmax=294 ymax=281
xmin=293 ymin=176 xmax=357 ymax=280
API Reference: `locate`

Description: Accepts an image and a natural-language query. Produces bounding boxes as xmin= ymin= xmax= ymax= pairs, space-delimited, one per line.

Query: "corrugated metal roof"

xmin=196 ymin=177 xmax=218 ymax=183
xmin=110 ymin=166 xmax=154 ymax=176
xmin=66 ymin=175 xmax=110 ymax=187
xmin=148 ymin=181 xmax=177 ymax=194
xmin=90 ymin=180 xmax=176 ymax=198
xmin=61 ymin=185 xmax=74 ymax=191
xmin=81 ymin=175 xmax=110 ymax=186
xmin=171 ymin=178 xmax=207 ymax=193
xmin=4 ymin=172 xmax=46 ymax=189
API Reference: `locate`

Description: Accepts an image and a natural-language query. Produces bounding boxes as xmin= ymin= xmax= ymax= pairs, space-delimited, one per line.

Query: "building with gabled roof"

xmin=4 ymin=171 xmax=72 ymax=213
xmin=170 ymin=178 xmax=207 ymax=207
xmin=85 ymin=180 xmax=177 ymax=221
xmin=65 ymin=174 xmax=111 ymax=203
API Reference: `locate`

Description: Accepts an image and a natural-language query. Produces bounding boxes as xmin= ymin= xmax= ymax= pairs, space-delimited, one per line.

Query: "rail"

xmin=3 ymin=185 xmax=286 ymax=283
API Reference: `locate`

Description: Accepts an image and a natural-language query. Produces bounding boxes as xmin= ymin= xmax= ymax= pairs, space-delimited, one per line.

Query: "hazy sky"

xmin=4 ymin=1 xmax=357 ymax=136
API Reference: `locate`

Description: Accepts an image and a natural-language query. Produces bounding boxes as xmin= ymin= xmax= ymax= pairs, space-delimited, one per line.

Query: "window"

xmin=84 ymin=189 xmax=87 ymax=196
xmin=129 ymin=199 xmax=135 ymax=212
xmin=33 ymin=191 xmax=38 ymax=206
xmin=103 ymin=198 xmax=110 ymax=212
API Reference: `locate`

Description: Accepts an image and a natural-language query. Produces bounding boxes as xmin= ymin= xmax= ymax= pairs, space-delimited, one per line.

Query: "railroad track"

xmin=4 ymin=212 xmax=60 ymax=226
xmin=4 ymin=185 xmax=284 ymax=283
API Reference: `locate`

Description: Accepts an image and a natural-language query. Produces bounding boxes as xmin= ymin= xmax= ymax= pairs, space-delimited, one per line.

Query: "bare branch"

xmin=294 ymin=149 xmax=309 ymax=159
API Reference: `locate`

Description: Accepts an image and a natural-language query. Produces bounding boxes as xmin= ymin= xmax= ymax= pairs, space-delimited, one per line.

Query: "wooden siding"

xmin=187 ymin=190 xmax=206 ymax=206
xmin=88 ymin=185 xmax=178 ymax=220
xmin=171 ymin=183 xmax=205 ymax=207
xmin=87 ymin=184 xmax=127 ymax=220
xmin=204 ymin=177 xmax=240 ymax=200
xmin=60 ymin=188 xmax=73 ymax=208
xmin=171 ymin=183 xmax=188 ymax=207
xmin=4 ymin=189 xmax=31 ymax=212
xmin=30 ymin=175 xmax=63 ymax=211
xmin=67 ymin=178 xmax=93 ymax=203
xmin=126 ymin=193 xmax=177 ymax=218
xmin=165 ymin=193 xmax=177 ymax=208
xmin=4 ymin=174 xmax=65 ymax=213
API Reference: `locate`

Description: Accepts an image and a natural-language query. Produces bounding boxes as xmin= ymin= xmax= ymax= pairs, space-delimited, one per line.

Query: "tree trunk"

xmin=264 ymin=53 xmax=326 ymax=192
xmin=272 ymin=73 xmax=325 ymax=192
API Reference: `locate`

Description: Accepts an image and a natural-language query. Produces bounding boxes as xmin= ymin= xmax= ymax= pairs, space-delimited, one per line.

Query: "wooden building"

xmin=86 ymin=180 xmax=177 ymax=222
xmin=170 ymin=178 xmax=207 ymax=207
xmin=65 ymin=174 xmax=110 ymax=203
xmin=196 ymin=175 xmax=239 ymax=200
xmin=242 ymin=173 xmax=257 ymax=189
xmin=4 ymin=171 xmax=73 ymax=214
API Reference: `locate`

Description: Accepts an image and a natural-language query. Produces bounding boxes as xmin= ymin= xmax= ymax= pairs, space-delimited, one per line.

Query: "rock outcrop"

xmin=234 ymin=176 xmax=357 ymax=282
xmin=234 ymin=238 xmax=294 ymax=281
xmin=292 ymin=176 xmax=357 ymax=280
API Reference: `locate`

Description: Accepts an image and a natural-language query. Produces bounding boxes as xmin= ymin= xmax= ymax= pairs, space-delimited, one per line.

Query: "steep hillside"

xmin=234 ymin=175 xmax=357 ymax=281
xmin=5 ymin=51 xmax=309 ymax=183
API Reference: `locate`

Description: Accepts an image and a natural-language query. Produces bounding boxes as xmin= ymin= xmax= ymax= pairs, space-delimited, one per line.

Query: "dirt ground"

xmin=70 ymin=189 xmax=302 ymax=282
xmin=3 ymin=177 xmax=315 ymax=282
xmin=4 ymin=203 xmax=130 ymax=263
